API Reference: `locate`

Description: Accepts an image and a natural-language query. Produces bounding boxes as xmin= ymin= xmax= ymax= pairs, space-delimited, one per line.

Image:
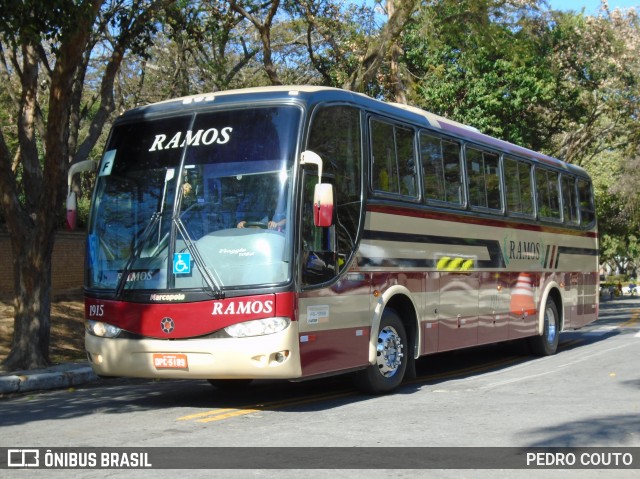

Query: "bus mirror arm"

xmin=301 ymin=150 xmax=334 ymax=227
xmin=66 ymin=160 xmax=97 ymax=230
xmin=300 ymin=150 xmax=324 ymax=180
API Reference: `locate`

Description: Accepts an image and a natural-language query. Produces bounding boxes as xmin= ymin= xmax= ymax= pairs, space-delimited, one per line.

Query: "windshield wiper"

xmin=115 ymin=211 xmax=162 ymax=298
xmin=174 ymin=217 xmax=225 ymax=300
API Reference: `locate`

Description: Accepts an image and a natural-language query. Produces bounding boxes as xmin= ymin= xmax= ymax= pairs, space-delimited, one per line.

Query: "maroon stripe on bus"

xmin=367 ymin=204 xmax=598 ymax=238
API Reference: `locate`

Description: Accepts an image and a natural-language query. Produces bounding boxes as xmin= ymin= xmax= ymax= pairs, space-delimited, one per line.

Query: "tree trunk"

xmin=2 ymin=231 xmax=53 ymax=370
xmin=388 ymin=0 xmax=407 ymax=104
xmin=343 ymin=0 xmax=418 ymax=92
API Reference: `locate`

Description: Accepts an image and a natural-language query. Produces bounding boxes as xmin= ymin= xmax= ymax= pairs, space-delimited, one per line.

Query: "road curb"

xmin=0 ymin=363 xmax=98 ymax=395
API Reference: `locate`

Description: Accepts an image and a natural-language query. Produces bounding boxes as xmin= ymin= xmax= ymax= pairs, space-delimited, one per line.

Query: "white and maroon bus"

xmin=84 ymin=86 xmax=599 ymax=393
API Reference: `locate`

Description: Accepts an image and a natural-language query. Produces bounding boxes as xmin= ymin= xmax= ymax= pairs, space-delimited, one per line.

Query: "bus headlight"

xmin=225 ymin=317 xmax=290 ymax=338
xmin=86 ymin=320 xmax=122 ymax=338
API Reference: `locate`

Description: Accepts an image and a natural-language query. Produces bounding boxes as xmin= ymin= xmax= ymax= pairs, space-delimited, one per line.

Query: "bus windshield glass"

xmin=87 ymin=105 xmax=301 ymax=293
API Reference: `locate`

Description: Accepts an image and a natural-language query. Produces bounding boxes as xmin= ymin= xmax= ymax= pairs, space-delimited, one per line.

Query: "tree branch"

xmin=343 ymin=0 xmax=418 ymax=92
xmin=230 ymin=0 xmax=282 ymax=85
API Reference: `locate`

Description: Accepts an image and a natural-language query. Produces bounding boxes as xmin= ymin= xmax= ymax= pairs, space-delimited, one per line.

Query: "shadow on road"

xmin=524 ymin=413 xmax=640 ymax=447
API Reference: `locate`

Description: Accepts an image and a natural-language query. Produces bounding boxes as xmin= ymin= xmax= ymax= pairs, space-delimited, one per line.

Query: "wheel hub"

xmin=376 ymin=326 xmax=404 ymax=377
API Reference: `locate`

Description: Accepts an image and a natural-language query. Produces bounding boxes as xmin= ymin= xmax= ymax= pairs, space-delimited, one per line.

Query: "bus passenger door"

xmin=437 ymin=270 xmax=479 ymax=351
xmin=297 ymin=104 xmax=366 ymax=377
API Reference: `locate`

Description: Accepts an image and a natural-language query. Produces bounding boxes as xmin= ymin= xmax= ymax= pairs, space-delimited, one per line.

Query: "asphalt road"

xmin=1 ymin=297 xmax=639 ymax=479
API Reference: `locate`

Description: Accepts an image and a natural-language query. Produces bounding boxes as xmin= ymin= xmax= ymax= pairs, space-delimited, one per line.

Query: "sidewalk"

xmin=1 ymin=293 xmax=93 ymax=396
xmin=0 ymin=362 xmax=98 ymax=396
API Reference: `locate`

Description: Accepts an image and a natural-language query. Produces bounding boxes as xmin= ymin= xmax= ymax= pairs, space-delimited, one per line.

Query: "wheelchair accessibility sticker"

xmin=173 ymin=253 xmax=191 ymax=274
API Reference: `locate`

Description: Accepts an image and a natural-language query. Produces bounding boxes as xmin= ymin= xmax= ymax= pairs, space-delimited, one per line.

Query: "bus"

xmin=83 ymin=86 xmax=599 ymax=394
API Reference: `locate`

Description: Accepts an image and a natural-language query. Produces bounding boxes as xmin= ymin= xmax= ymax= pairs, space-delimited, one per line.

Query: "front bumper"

xmin=85 ymin=322 xmax=302 ymax=380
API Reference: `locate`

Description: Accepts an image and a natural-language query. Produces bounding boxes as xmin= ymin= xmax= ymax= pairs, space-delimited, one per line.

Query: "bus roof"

xmin=119 ymin=85 xmax=589 ymax=178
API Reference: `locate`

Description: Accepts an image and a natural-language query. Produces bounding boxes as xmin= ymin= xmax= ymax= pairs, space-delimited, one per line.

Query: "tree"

xmin=401 ymin=0 xmax=563 ymax=149
xmin=548 ymin=5 xmax=640 ymax=265
xmin=0 ymin=0 xmax=171 ymax=370
xmin=165 ymin=1 xmax=419 ymax=95
xmin=546 ymin=7 xmax=639 ymax=167
xmin=0 ymin=0 xmax=104 ymax=370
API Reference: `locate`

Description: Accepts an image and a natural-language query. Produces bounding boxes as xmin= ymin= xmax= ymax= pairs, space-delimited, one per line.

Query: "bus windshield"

xmin=87 ymin=105 xmax=301 ymax=294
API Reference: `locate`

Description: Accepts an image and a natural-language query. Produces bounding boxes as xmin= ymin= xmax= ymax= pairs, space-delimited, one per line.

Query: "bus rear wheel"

xmin=356 ymin=308 xmax=407 ymax=394
xmin=528 ymin=298 xmax=560 ymax=356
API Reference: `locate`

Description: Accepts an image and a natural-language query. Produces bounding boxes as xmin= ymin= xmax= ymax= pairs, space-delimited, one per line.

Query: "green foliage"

xmin=0 ymin=0 xmax=96 ymax=47
xmin=402 ymin=0 xmax=564 ymax=151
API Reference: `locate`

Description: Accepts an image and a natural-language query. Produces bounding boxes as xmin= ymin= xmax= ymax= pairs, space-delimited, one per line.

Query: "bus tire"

xmin=528 ymin=298 xmax=560 ymax=356
xmin=208 ymin=379 xmax=253 ymax=390
xmin=356 ymin=308 xmax=407 ymax=394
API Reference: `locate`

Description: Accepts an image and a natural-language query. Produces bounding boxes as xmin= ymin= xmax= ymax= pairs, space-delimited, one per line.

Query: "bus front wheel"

xmin=356 ymin=308 xmax=408 ymax=394
xmin=528 ymin=298 xmax=560 ymax=356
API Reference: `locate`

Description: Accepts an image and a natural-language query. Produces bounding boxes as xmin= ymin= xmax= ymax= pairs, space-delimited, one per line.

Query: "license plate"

xmin=153 ymin=353 xmax=188 ymax=369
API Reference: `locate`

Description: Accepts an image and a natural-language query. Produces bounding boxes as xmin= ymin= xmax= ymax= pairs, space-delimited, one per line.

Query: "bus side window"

xmin=466 ymin=147 xmax=485 ymax=208
xmin=484 ymin=152 xmax=501 ymax=210
xmin=397 ymin=128 xmax=417 ymax=197
xmin=577 ymin=178 xmax=596 ymax=225
xmin=421 ymin=134 xmax=443 ymax=201
xmin=536 ymin=167 xmax=561 ymax=220
xmin=371 ymin=119 xmax=416 ymax=197
xmin=561 ymin=175 xmax=580 ymax=225
xmin=465 ymin=146 xmax=502 ymax=211
xmin=420 ymin=132 xmax=463 ymax=205
xmin=504 ymin=156 xmax=534 ymax=217
xmin=371 ymin=120 xmax=395 ymax=192
xmin=442 ymin=140 xmax=463 ymax=204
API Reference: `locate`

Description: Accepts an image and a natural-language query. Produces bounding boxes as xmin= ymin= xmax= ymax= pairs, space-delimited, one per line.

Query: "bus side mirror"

xmin=314 ymin=183 xmax=334 ymax=227
xmin=300 ymin=150 xmax=335 ymax=227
